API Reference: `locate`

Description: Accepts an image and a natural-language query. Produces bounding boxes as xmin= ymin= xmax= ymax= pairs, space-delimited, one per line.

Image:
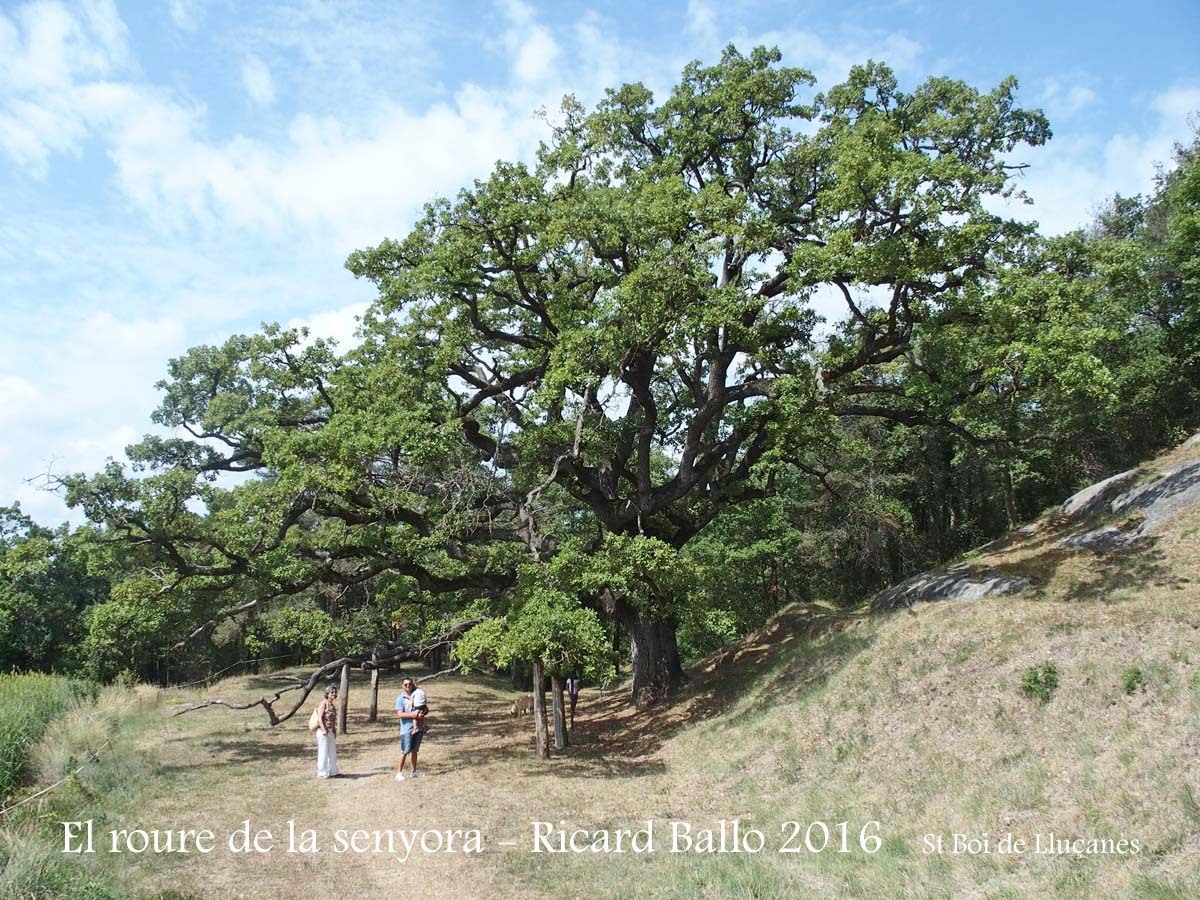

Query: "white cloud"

xmin=78 ymin=312 xmax=187 ymax=355
xmin=1040 ymin=77 xmax=1099 ymax=117
xmin=514 ymin=27 xmax=559 ymax=84
xmin=0 ymin=97 xmax=88 ymax=173
xmin=0 ymin=0 xmax=132 ymax=172
xmin=999 ymin=83 xmax=1200 ymax=234
xmin=3 ymin=0 xmax=1195 ymax=528
xmin=686 ymin=0 xmax=719 ymax=47
xmin=65 ymin=82 xmax=549 ymax=250
xmin=65 ymin=425 xmax=141 ymax=465
xmin=1153 ymin=84 xmax=1200 ymax=125
xmin=168 ymin=0 xmax=204 ymax=32
xmin=287 ymin=301 xmax=370 ymax=351
xmin=0 ymin=375 xmax=46 ymax=427
xmin=501 ymin=0 xmax=560 ymax=84
xmin=0 ymin=0 xmax=128 ymax=90
xmin=0 ymin=309 xmax=190 ymax=521
xmin=744 ymin=26 xmax=923 ymax=87
xmin=8 ymin=481 xmax=70 ymax=526
xmin=10 ymin=423 xmax=141 ymax=525
xmin=229 ymin=1 xmax=441 ymax=116
xmin=0 ymin=1 xmax=557 ymax=248
xmin=241 ymin=55 xmax=276 ymax=106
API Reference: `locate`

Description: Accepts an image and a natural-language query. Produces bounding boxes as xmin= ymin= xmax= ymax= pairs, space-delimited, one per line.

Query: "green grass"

xmin=0 ymin=684 xmax=169 ymax=900
xmin=0 ymin=673 xmax=95 ymax=801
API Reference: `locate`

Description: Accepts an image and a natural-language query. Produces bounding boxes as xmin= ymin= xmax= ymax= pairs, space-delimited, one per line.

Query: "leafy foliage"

xmin=456 ymin=560 xmax=614 ymax=683
xmin=1122 ymin=666 xmax=1146 ymax=695
xmin=0 ymin=507 xmax=108 ymax=674
xmin=1020 ymin=661 xmax=1059 ymax=704
xmin=244 ymin=607 xmax=360 ymax=662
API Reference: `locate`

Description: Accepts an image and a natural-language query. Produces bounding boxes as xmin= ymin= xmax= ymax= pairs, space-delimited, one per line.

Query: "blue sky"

xmin=2 ymin=0 xmax=1198 ymax=524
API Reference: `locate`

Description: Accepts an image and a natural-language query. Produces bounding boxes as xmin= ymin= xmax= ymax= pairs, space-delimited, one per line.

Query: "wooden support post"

xmin=337 ymin=663 xmax=350 ymax=734
xmin=368 ymin=652 xmax=379 ymax=723
xmin=551 ymin=674 xmax=568 ymax=749
xmin=532 ymin=658 xmax=549 ymax=759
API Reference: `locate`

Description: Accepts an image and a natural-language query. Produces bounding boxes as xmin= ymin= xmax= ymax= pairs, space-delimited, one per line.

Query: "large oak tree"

xmin=68 ymin=46 xmax=1057 ymax=705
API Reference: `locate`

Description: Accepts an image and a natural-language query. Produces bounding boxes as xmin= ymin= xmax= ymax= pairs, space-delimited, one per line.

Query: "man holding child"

xmin=395 ymin=677 xmax=427 ymax=781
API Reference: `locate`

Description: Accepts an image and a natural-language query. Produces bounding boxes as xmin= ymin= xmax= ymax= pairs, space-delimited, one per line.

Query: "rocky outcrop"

xmin=1059 ymin=468 xmax=1140 ymax=519
xmin=1055 ymin=460 xmax=1200 ymax=552
xmin=1056 ymin=525 xmax=1136 ymax=553
xmin=875 ymin=436 xmax=1200 ymax=609
xmin=875 ymin=566 xmax=1029 ymax=610
xmin=1109 ymin=461 xmax=1200 ymax=535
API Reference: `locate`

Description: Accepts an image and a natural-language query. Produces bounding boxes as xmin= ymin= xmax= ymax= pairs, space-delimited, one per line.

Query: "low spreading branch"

xmin=168 ymin=617 xmax=486 ymax=726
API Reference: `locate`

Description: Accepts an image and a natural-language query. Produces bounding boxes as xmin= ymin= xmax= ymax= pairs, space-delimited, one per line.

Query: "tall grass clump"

xmin=0 ymin=683 xmax=150 ymax=900
xmin=0 ymin=828 xmax=123 ymax=900
xmin=0 ymin=673 xmax=95 ymax=801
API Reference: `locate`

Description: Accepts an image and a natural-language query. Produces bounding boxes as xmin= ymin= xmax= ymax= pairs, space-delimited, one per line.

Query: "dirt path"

xmin=131 ymin=670 xmax=696 ymax=900
xmin=124 ymin=614 xmax=815 ymax=900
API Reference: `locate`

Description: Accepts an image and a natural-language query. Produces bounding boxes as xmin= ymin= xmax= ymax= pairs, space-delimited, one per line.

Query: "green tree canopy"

xmin=67 ymin=45 xmax=1082 ymax=705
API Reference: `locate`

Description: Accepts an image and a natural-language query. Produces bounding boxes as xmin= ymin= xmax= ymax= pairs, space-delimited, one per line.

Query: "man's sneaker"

xmin=395 ymin=772 xmax=405 ymax=781
xmin=411 ymin=771 xmax=424 ymax=779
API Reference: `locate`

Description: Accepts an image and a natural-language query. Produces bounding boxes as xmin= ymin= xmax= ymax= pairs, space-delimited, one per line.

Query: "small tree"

xmin=457 ymin=568 xmax=613 ymax=758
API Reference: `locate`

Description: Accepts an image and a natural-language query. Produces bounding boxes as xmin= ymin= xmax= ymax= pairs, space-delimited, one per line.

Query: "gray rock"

xmin=875 ymin=566 xmax=1029 ymax=610
xmin=1109 ymin=461 xmax=1200 ymax=536
xmin=1182 ymin=432 xmax=1200 ymax=450
xmin=1059 ymin=468 xmax=1140 ymax=519
xmin=1055 ymin=526 xmax=1138 ymax=553
xmin=876 ymin=458 xmax=1200 ymax=608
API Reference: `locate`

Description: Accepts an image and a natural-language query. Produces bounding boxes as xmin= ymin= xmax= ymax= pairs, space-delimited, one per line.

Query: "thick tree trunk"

xmin=550 ymin=674 xmax=567 ymax=750
xmin=337 ymin=663 xmax=350 ymax=734
xmin=531 ymin=658 xmax=550 ymax=758
xmin=606 ymin=593 xmax=685 ymax=707
xmin=626 ymin=618 xmax=686 ymax=706
xmin=368 ymin=652 xmax=379 ymax=723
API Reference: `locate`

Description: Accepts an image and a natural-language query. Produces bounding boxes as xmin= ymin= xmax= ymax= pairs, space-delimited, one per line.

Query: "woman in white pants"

xmin=315 ymin=684 xmax=341 ymax=778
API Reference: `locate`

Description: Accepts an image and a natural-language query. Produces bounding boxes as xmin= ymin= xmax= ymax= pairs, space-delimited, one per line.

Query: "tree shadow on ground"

xmin=1057 ymin=542 xmax=1190 ymax=603
xmin=902 ymin=500 xmax=1189 ymax=609
xmin=978 ymin=526 xmax=1188 ymax=606
xmin=555 ymin=604 xmax=872 ymax=772
xmin=150 ymin=730 xmax=312 ymax=777
xmin=234 ymin=673 xmax=307 ymax=692
xmin=565 ymin=504 xmax=1195 ymax=772
xmin=158 ymin=498 xmax=1197 ymax=786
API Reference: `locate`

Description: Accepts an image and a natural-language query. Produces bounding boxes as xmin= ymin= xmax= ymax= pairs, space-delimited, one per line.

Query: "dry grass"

xmin=30 ymin=684 xmax=139 ymax=783
xmin=97 ymin=436 xmax=1200 ymax=899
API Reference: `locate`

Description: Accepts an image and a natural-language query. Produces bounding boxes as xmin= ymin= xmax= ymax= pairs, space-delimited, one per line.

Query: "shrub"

xmin=1020 ymin=661 xmax=1059 ymax=703
xmin=1122 ymin=666 xmax=1146 ymax=695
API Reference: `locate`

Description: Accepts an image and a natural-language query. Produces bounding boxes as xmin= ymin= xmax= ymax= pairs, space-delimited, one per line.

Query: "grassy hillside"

xmin=10 ymin=440 xmax=1199 ymax=899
